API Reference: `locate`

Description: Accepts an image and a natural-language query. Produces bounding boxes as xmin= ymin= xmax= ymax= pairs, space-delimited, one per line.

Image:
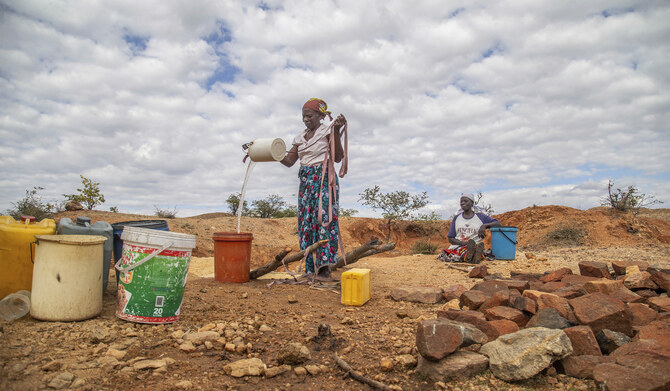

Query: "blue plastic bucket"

xmin=112 ymin=220 xmax=169 ymax=283
xmin=490 ymin=227 xmax=518 ymax=260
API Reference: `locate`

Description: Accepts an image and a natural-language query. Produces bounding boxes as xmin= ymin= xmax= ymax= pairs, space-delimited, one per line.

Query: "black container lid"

xmin=111 ymin=220 xmax=169 ymax=231
xmin=76 ymin=216 xmax=91 ymax=226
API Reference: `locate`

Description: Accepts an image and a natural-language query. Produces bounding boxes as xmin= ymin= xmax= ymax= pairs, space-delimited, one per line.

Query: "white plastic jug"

xmin=246 ymin=138 xmax=286 ymax=162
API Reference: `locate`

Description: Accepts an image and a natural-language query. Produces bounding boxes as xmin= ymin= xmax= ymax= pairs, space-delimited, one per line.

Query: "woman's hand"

xmin=478 ymin=225 xmax=487 ymax=238
xmin=334 ymin=114 xmax=347 ymax=135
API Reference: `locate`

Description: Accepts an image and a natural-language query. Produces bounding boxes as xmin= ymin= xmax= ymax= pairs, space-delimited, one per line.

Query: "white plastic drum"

xmin=248 ymin=138 xmax=286 ymax=162
xmin=31 ymin=235 xmax=107 ymax=321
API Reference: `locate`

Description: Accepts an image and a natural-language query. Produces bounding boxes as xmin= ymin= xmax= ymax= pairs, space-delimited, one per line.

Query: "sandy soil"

xmin=1 ymin=206 xmax=669 ymax=390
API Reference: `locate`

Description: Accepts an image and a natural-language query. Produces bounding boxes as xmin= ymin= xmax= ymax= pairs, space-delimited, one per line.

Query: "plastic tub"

xmin=112 ymin=220 xmax=169 ymax=283
xmin=490 ymin=226 xmax=518 ymax=260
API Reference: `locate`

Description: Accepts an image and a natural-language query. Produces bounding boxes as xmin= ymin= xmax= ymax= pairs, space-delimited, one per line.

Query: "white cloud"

xmin=1 ymin=1 xmax=668 ymax=219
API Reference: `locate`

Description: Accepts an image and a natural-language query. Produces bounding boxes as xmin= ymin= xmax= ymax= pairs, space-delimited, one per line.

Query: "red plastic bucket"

xmin=212 ymin=232 xmax=253 ymax=283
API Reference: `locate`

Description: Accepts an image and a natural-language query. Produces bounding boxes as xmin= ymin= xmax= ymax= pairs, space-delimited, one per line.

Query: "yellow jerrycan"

xmin=0 ymin=215 xmax=57 ymax=299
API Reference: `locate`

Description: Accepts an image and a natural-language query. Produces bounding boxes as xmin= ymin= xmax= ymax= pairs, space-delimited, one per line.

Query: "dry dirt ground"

xmin=1 ymin=206 xmax=669 ymax=391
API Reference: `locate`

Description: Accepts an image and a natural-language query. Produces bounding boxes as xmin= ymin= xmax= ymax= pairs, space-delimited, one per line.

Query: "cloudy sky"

xmin=1 ymin=0 xmax=669 ymax=219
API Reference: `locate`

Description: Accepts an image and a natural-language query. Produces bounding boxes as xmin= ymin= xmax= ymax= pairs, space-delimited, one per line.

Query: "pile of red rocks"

xmin=399 ymin=260 xmax=670 ymax=390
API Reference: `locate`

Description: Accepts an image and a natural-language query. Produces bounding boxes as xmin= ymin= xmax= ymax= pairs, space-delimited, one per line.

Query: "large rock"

xmin=479 ymin=327 xmax=573 ymax=381
xmin=615 ymin=348 xmax=670 ymax=386
xmin=611 ymin=260 xmax=649 ymax=275
xmin=223 ymin=358 xmax=266 ymax=377
xmin=437 ymin=310 xmax=496 ymax=342
xmin=509 ymin=295 xmax=537 ymax=314
xmin=647 ymin=296 xmax=670 ymax=312
xmin=578 ymin=261 xmax=611 ymax=279
xmin=415 ymin=319 xmax=463 ymax=360
xmin=526 ymin=308 xmax=572 ymax=329
xmin=416 ymin=351 xmax=488 ymax=381
xmin=483 ymin=306 xmax=528 ymax=328
xmin=443 ymin=284 xmax=468 ymax=301
xmin=553 ymin=284 xmax=588 ymax=299
xmin=540 ymin=268 xmax=573 ymax=283
xmin=472 ymin=280 xmax=509 ymax=296
xmin=535 ymin=292 xmax=576 ymax=322
xmin=557 ymin=355 xmax=614 ymax=379
xmin=650 ymin=271 xmax=670 ymax=292
xmin=183 ymin=331 xmax=220 ymax=345
xmin=623 ymin=271 xmax=658 ymax=290
xmin=391 ymin=287 xmax=443 ymax=304
xmin=486 ymin=320 xmax=519 ymax=340
xmin=635 ymin=320 xmax=670 ymax=351
xmin=610 ymin=338 xmax=664 ymax=357
xmin=277 ymin=343 xmax=311 ymax=365
xmin=478 ymin=290 xmax=510 ymax=311
xmin=569 ymin=293 xmax=632 ymax=336
xmin=563 ymin=325 xmax=601 ymax=356
xmin=561 ymin=274 xmax=600 ymax=284
xmin=593 ymin=363 xmax=667 ymax=391
xmin=595 ymin=330 xmax=631 ymax=355
xmin=627 ymin=303 xmax=659 ymax=328
xmin=459 ymin=290 xmax=487 ymax=310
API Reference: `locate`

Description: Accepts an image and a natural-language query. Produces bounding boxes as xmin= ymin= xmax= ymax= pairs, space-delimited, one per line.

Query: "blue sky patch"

xmin=123 ymin=34 xmax=149 ymax=54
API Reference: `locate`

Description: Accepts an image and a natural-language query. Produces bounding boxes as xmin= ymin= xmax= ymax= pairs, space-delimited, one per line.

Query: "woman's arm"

xmin=449 ymin=237 xmax=468 ymax=247
xmin=281 ymin=145 xmax=298 ymax=167
xmin=477 ymin=219 xmax=502 ymax=238
xmin=330 ymin=114 xmax=346 ymax=163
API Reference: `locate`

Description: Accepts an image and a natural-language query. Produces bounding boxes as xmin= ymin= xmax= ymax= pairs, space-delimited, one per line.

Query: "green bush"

xmin=547 ymin=225 xmax=587 ymax=244
xmin=5 ymin=187 xmax=59 ymax=221
xmin=411 ymin=240 xmax=438 ymax=255
xmin=63 ymin=175 xmax=105 ymax=210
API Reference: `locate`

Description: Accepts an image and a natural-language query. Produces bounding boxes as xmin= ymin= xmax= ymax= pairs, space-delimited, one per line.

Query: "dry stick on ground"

xmin=335 ymin=354 xmax=396 ymax=391
xmin=445 ymin=263 xmax=471 ymax=273
xmin=249 ymin=240 xmax=328 ymax=280
xmin=250 ymin=236 xmax=396 ymax=279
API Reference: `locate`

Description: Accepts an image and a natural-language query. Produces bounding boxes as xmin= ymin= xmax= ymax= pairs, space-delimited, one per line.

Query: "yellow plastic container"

xmin=0 ymin=216 xmax=56 ymax=299
xmin=341 ymin=268 xmax=371 ymax=306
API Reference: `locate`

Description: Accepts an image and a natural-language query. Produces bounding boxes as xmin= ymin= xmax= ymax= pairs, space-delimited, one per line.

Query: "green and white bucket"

xmin=115 ymin=226 xmax=196 ymax=324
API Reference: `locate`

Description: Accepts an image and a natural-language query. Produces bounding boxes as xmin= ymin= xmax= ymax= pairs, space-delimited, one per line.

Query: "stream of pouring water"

xmin=236 ymin=161 xmax=256 ymax=233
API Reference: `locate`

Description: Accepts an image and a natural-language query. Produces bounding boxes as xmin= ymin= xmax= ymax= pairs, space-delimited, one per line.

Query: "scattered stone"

xmin=97 ymin=356 xmax=121 ymax=369
xmin=535 ymin=292 xmax=576 ymax=322
xmin=415 ymin=319 xmax=464 ymax=360
xmin=443 ymin=284 xmax=468 ymax=301
xmin=552 ymin=284 xmax=588 ymax=299
xmin=483 ymin=306 xmax=528 ymax=328
xmin=437 ymin=310 xmax=496 ymax=342
xmin=416 ymin=351 xmax=488 ymax=381
xmin=563 ymin=325 xmax=602 ymax=356
xmin=593 ymin=363 xmax=667 ymax=391
xmin=172 ymin=330 xmax=186 ymax=339
xmin=259 ymin=324 xmax=272 ymax=332
xmin=595 ymin=329 xmax=632 ymax=354
xmin=47 ymin=371 xmax=74 ymax=389
xmin=105 ymin=348 xmax=126 ymax=360
xmin=179 ymin=341 xmax=197 ymax=353
xmin=390 ymin=286 xmax=444 ymax=304
xmin=569 ymin=293 xmax=632 ymax=336
xmin=611 ymin=260 xmax=649 ymax=275
xmin=647 ymin=296 xmax=670 ymax=312
xmin=610 ymin=338 xmax=663 ymax=357
xmin=635 ymin=320 xmax=670 ymax=351
xmin=395 ymin=354 xmax=417 ymax=368
xmin=650 ymin=271 xmax=670 ymax=292
xmin=277 ymin=342 xmax=311 ymax=365
xmin=468 ymin=264 xmax=488 ymax=278
xmin=479 ymin=290 xmax=510 ymax=312
xmin=509 ymin=295 xmax=537 ymax=314
xmin=459 ymin=290 xmax=487 ymax=310
xmin=526 ymin=308 xmax=572 ymax=329
xmin=472 ymin=280 xmax=509 ymax=296
xmin=41 ymin=360 xmax=64 ymax=372
xmin=540 ymin=268 xmax=573 ymax=283
xmin=293 ymin=366 xmax=307 ymax=376
xmin=623 ymin=271 xmax=658 ymax=290
xmin=441 ymin=299 xmax=461 ymax=311
xmin=288 ymin=295 xmax=298 ymax=304
xmin=578 ymin=261 xmax=611 ymax=279
xmin=305 ymin=364 xmax=320 ymax=375
xmin=486 ymin=319 xmax=519 ymax=339
xmin=64 ymin=201 xmax=84 ymax=211
xmin=264 ymin=365 xmax=290 ymax=378
xmin=175 ymin=380 xmax=193 ymax=389
xmin=480 ymin=327 xmax=573 ymax=381
xmin=380 ymin=358 xmax=393 ymax=372
xmin=224 ymin=358 xmax=266 ymax=377
xmin=184 ymin=331 xmax=220 ymax=345
xmin=133 ymin=359 xmax=168 ymax=371
xmin=557 ymin=355 xmax=614 ymax=379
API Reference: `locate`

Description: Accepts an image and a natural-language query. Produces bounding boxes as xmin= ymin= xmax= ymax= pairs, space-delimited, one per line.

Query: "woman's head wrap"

xmin=303 ymin=98 xmax=333 ymax=120
xmin=461 ymin=193 xmax=475 ymax=203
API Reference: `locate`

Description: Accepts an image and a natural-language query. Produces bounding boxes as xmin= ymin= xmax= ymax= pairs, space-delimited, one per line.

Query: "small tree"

xmin=474 ymin=191 xmax=495 ymax=215
xmin=359 ymin=185 xmax=430 ymax=242
xmin=340 ymin=208 xmax=358 ymax=217
xmin=601 ymin=179 xmax=663 ymax=214
xmin=249 ymin=194 xmax=287 ymax=218
xmin=6 ymin=187 xmax=58 ymax=221
xmin=63 ymin=175 xmax=105 ymax=210
xmin=226 ymin=193 xmax=249 ymax=216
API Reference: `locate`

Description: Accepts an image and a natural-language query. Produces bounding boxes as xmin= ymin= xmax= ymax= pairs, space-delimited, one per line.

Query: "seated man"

xmin=444 ymin=193 xmax=501 ymax=263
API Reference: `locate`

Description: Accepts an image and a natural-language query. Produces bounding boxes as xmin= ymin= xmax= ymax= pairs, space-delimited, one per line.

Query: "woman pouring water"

xmin=281 ymin=98 xmax=348 ymax=279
